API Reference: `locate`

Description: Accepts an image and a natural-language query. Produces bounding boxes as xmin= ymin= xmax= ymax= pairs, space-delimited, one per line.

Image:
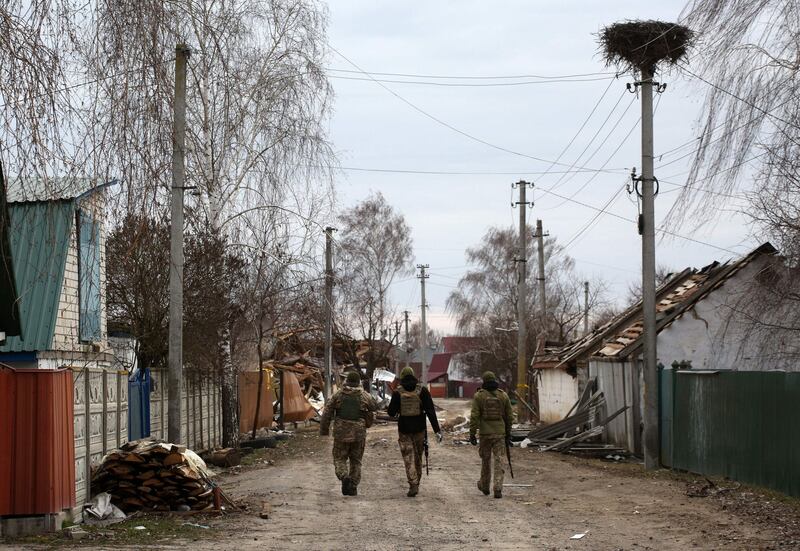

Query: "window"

xmin=78 ymin=210 xmax=101 ymax=342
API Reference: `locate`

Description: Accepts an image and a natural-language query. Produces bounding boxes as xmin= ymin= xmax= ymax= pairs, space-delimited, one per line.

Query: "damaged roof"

xmin=535 ymin=242 xmax=777 ymax=367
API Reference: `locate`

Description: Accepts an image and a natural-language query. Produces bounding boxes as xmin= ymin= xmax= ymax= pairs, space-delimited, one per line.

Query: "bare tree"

xmin=446 ymin=226 xmax=610 ymax=384
xmin=625 ymin=264 xmax=675 ymax=305
xmin=335 ymin=192 xmax=414 ymax=383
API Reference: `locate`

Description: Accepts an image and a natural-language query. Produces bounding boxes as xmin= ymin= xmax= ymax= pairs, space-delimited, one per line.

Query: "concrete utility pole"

xmin=534 ymin=219 xmax=548 ymax=332
xmin=417 ymin=265 xmax=429 ymax=383
xmin=403 ymin=310 xmax=411 ymax=368
xmin=584 ymin=281 xmax=590 ymax=335
xmin=514 ymin=182 xmax=532 ymax=422
xmin=640 ymin=66 xmax=659 ymax=471
xmin=323 ymin=227 xmax=336 ymax=400
xmin=168 ymin=44 xmax=190 ymax=445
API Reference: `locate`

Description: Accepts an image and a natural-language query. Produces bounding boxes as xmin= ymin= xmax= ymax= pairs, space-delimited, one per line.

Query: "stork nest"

xmin=599 ymin=20 xmax=694 ymax=74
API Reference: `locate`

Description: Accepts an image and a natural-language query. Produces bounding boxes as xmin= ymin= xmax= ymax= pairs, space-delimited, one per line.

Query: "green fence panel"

xmin=668 ymin=371 xmax=800 ymax=498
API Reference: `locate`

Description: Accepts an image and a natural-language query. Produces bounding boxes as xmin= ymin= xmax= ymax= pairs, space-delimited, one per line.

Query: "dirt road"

xmin=203 ymin=399 xmax=787 ymax=551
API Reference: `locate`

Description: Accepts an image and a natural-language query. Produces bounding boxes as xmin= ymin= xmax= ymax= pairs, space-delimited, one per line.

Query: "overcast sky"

xmin=325 ymin=1 xmax=756 ymax=334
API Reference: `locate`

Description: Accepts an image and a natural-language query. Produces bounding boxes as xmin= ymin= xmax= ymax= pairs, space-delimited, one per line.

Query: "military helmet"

xmin=399 ymin=366 xmax=415 ymax=379
xmin=481 ymin=371 xmax=497 ymax=382
xmin=345 ymin=370 xmax=361 ymax=386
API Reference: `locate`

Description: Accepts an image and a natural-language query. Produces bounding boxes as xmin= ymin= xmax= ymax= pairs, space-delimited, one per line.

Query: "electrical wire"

xmin=329 ymin=74 xmax=618 ymax=87
xmin=328 ymin=43 xmax=634 ymax=174
xmin=327 ymin=68 xmax=618 ymax=80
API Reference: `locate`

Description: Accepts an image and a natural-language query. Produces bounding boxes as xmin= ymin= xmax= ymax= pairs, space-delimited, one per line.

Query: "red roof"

xmin=427 ymin=353 xmax=452 ymax=382
xmin=441 ymin=336 xmax=482 ymax=354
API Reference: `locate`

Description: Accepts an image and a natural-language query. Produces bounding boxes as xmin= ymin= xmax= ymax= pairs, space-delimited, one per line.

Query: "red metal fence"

xmin=0 ymin=368 xmax=75 ymax=515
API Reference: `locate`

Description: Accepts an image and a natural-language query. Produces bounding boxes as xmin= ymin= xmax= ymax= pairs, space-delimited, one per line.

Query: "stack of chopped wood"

xmin=91 ymin=440 xmax=216 ymax=513
xmin=525 ymin=377 xmax=629 ymax=455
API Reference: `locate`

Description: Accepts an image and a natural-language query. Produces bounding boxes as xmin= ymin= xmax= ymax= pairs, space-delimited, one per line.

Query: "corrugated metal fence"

xmin=660 ymin=369 xmax=800 ymax=498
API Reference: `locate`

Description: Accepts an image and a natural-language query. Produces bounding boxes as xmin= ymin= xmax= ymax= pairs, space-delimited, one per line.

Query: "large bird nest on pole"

xmin=599 ymin=20 xmax=694 ymax=74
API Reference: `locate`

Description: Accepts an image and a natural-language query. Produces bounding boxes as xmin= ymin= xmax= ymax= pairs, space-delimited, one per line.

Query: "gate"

xmin=128 ymin=368 xmax=151 ymax=441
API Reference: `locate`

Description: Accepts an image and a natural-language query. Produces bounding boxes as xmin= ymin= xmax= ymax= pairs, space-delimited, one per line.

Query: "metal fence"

xmin=660 ymin=369 xmax=800 ymax=498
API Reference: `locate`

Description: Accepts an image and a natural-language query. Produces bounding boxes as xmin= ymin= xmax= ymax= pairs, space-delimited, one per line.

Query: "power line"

xmin=328 ymin=43 xmax=633 ymax=174
xmin=328 ymin=165 xmax=629 ymax=176
xmin=327 ymin=67 xmax=618 ymax=80
xmin=329 ymin=74 xmax=618 ymax=87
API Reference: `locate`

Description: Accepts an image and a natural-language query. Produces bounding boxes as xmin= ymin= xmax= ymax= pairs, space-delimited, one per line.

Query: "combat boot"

xmin=407 ymin=484 xmax=419 ymax=497
xmin=493 ymin=490 xmax=502 ymax=499
xmin=348 ymin=482 xmax=358 ymax=496
xmin=477 ymin=481 xmax=489 ymax=496
xmin=342 ymin=477 xmax=352 ymax=496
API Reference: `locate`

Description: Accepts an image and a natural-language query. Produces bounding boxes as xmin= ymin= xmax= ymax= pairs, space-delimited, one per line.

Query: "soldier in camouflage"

xmin=469 ymin=371 xmax=514 ymax=498
xmin=320 ymin=370 xmax=378 ymax=496
xmin=387 ymin=366 xmax=443 ymax=497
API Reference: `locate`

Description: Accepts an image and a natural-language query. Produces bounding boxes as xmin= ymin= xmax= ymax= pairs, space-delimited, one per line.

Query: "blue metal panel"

xmin=128 ymin=369 xmax=151 ymax=441
xmin=0 ymin=202 xmax=73 ymax=352
xmin=77 ymin=210 xmax=101 ymax=342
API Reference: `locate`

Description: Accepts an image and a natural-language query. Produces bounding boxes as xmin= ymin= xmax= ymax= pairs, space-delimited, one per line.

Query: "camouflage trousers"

xmin=398 ymin=431 xmax=425 ymax=486
xmin=478 ymin=435 xmax=505 ymax=494
xmin=332 ymin=437 xmax=366 ymax=486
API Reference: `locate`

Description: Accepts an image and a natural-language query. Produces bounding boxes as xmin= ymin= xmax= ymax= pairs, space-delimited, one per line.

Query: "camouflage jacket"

xmin=319 ymin=386 xmax=378 ymax=443
xmin=469 ymin=387 xmax=513 ymax=437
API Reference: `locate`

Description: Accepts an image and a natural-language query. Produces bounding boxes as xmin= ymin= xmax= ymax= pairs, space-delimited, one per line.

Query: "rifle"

xmin=505 ymin=431 xmax=514 ymax=479
xmin=423 ymin=434 xmax=430 ymax=476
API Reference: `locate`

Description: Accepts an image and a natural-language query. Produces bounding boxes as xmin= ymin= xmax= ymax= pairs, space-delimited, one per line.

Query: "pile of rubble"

xmin=524 ymin=379 xmax=628 ymax=456
xmin=91 ymin=440 xmax=219 ymax=513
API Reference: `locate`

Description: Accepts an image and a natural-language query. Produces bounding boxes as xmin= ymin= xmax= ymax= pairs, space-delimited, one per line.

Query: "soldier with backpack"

xmin=387 ymin=366 xmax=443 ymax=497
xmin=320 ymin=370 xmax=378 ymax=496
xmin=469 ymin=371 xmax=514 ymax=498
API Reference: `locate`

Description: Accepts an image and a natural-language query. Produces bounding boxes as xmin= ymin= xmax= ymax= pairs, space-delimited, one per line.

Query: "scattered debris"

xmin=441 ymin=415 xmax=466 ymax=431
xmin=686 ymin=477 xmax=740 ymax=498
xmin=371 ymin=438 xmax=389 ymax=448
xmin=570 ymin=532 xmax=588 ymax=540
xmin=525 ymin=378 xmax=629 ymax=455
xmin=64 ymin=526 xmax=89 ymax=540
xmin=182 ymin=522 xmax=210 ymax=529
xmin=260 ymin=501 xmax=272 ymax=519
xmin=91 ymin=439 xmax=229 ymax=513
xmin=208 ymin=448 xmax=241 ymax=468
xmin=83 ymin=492 xmax=127 ymax=525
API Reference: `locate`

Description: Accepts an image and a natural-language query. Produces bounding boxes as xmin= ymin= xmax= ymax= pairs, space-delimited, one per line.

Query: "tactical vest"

xmin=398 ymin=385 xmax=422 ymax=417
xmin=337 ymin=392 xmax=362 ymax=421
xmin=483 ymin=392 xmax=504 ymax=421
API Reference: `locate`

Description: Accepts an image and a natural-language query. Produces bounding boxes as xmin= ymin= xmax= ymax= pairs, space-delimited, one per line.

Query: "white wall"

xmin=538 ymin=369 xmax=579 ymax=423
xmin=657 ymin=255 xmax=800 ymax=372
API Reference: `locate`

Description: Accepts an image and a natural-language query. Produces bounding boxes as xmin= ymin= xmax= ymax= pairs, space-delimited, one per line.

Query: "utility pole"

xmin=323 ymin=227 xmax=336 ymax=400
xmin=403 ymin=310 xmax=411 ymax=368
xmin=639 ymin=65 xmax=659 ymax=470
xmin=417 ymin=265 xmax=429 ymax=384
xmin=513 ymin=182 xmax=532 ymax=422
xmin=534 ymin=219 xmax=548 ymax=332
xmin=393 ymin=320 xmax=401 ymax=375
xmin=168 ymin=44 xmax=190 ymax=444
xmin=584 ymin=281 xmax=590 ymax=335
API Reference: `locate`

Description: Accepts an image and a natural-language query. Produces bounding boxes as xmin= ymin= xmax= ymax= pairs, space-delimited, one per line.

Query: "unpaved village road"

xmin=192 ymin=399 xmax=787 ymax=551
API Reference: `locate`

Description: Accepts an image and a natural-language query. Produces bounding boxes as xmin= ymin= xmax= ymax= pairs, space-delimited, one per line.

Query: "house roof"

xmin=0 ymin=202 xmax=74 ymax=352
xmin=427 ymin=353 xmax=452 ymax=382
xmin=536 ymin=242 xmax=778 ymax=366
xmin=7 ymin=178 xmax=115 ymax=204
xmin=441 ymin=336 xmax=482 ymax=354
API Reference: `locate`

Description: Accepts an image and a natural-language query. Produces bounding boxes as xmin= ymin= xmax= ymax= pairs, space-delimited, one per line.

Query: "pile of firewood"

xmin=91 ymin=440 xmax=216 ymax=513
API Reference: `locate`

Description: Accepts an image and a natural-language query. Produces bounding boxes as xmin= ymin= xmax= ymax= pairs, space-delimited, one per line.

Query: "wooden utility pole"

xmin=584 ymin=281 xmax=590 ymax=335
xmin=323 ymin=227 xmax=336 ymax=400
xmin=417 ymin=265 xmax=429 ymax=383
xmin=168 ymin=44 xmax=190 ymax=444
xmin=393 ymin=320 xmax=401 ymax=375
xmin=640 ymin=65 xmax=659 ymax=470
xmin=514 ymin=182 xmax=532 ymax=422
xmin=403 ymin=310 xmax=411 ymax=368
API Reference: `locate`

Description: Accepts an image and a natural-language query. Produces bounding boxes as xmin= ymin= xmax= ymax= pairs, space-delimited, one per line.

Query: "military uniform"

xmin=387 ymin=367 xmax=442 ymax=497
xmin=469 ymin=371 xmax=514 ymax=498
xmin=320 ymin=372 xmax=378 ymax=496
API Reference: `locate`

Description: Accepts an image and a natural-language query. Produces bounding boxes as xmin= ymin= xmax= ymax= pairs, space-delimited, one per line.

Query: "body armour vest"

xmin=399 ymin=385 xmax=422 ymax=417
xmin=483 ymin=392 xmax=504 ymax=421
xmin=337 ymin=392 xmax=362 ymax=421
